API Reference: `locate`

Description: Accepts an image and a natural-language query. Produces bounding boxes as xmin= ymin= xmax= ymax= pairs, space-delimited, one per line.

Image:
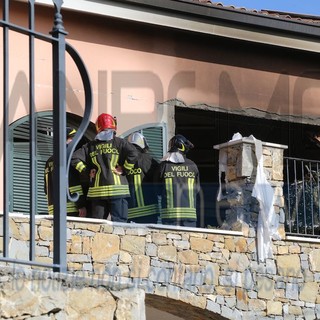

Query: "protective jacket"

xmin=155 ymin=157 xmax=200 ymax=222
xmin=44 ymin=155 xmax=86 ymax=215
xmin=126 ymin=149 xmax=159 ymax=220
xmin=71 ymin=136 xmax=137 ymax=199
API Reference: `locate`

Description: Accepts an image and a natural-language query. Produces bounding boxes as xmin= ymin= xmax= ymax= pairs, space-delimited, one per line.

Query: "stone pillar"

xmin=214 ymin=137 xmax=287 ymax=237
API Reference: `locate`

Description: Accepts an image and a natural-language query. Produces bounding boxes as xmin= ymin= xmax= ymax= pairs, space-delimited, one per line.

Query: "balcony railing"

xmin=284 ymin=157 xmax=320 ymax=237
xmin=0 ymin=0 xmax=92 ymax=272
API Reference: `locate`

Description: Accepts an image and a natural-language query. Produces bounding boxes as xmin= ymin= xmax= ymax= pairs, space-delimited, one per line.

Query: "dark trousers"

xmin=162 ymin=219 xmax=196 ymax=227
xmin=128 ymin=214 xmax=158 ymax=224
xmin=91 ymin=198 xmax=128 ymax=222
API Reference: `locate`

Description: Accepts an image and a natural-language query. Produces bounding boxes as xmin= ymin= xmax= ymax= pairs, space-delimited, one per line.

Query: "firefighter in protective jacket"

xmin=44 ymin=127 xmax=87 ymax=217
xmin=155 ymin=134 xmax=200 ymax=227
xmin=126 ymin=132 xmax=159 ymax=223
xmin=71 ymin=113 xmax=137 ymax=222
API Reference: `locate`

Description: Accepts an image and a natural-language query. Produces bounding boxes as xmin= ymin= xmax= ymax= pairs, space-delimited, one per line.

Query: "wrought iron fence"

xmin=0 ymin=0 xmax=92 ymax=272
xmin=284 ymin=157 xmax=320 ymax=237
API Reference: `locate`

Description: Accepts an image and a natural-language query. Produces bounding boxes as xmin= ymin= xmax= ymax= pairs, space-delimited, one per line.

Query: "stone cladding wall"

xmin=1 ymin=138 xmax=320 ymax=319
xmin=1 ymin=216 xmax=320 ymax=319
xmin=0 ymin=263 xmax=145 ymax=319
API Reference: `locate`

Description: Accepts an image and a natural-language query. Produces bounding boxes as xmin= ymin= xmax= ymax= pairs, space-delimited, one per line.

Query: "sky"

xmin=217 ymin=0 xmax=320 ymax=16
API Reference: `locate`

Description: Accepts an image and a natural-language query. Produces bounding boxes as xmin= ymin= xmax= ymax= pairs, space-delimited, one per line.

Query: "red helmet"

xmin=95 ymin=113 xmax=117 ymax=133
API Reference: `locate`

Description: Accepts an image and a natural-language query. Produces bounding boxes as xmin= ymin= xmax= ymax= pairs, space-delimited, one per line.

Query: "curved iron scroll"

xmin=65 ymin=43 xmax=93 ymax=202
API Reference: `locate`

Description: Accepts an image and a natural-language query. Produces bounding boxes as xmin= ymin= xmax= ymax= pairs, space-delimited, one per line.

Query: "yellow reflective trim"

xmin=111 ymin=154 xmax=120 ymax=185
xmin=128 ymin=204 xmax=158 ymax=219
xmin=67 ymin=202 xmax=78 ymax=213
xmin=75 ymin=162 xmax=86 ymax=173
xmin=69 ymin=185 xmax=83 ymax=195
xmin=87 ymin=185 xmax=130 ymax=198
xmin=123 ymin=160 xmax=134 ymax=170
xmin=49 ymin=203 xmax=79 ymax=215
xmin=48 ymin=204 xmax=54 ymax=215
xmin=161 ymin=207 xmax=196 ymax=219
xmin=111 ymin=154 xmax=118 ymax=168
xmin=45 ymin=173 xmax=49 ymax=195
xmin=68 ymin=129 xmax=77 ymax=136
xmin=178 ymin=144 xmax=185 ymax=152
xmin=134 ymin=174 xmax=144 ymax=207
xmin=91 ymin=156 xmax=101 ymax=188
xmin=165 ymin=178 xmax=173 ymax=208
xmin=188 ymin=178 xmax=195 ymax=208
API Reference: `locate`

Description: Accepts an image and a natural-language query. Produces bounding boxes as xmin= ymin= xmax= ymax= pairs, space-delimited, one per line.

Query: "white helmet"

xmin=127 ymin=132 xmax=149 ymax=150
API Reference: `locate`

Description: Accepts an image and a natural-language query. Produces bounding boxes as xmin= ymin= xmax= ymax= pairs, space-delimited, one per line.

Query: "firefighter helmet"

xmin=127 ymin=132 xmax=149 ymax=150
xmin=168 ymin=134 xmax=194 ymax=154
xmin=95 ymin=113 xmax=117 ymax=133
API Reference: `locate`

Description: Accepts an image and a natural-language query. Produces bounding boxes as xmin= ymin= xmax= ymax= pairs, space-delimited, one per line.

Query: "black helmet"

xmin=66 ymin=127 xmax=76 ymax=139
xmin=168 ymin=134 xmax=194 ymax=154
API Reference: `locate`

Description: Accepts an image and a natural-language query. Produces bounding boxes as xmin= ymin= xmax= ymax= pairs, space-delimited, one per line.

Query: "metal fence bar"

xmin=301 ymin=162 xmax=306 ymax=234
xmin=0 ymin=0 xmax=67 ymax=271
xmin=28 ymin=0 xmax=36 ymax=261
xmin=0 ymin=0 xmax=92 ymax=271
xmin=317 ymin=162 xmax=320 ymax=231
xmin=284 ymin=156 xmax=320 ymax=237
xmin=293 ymin=159 xmax=298 ymax=232
xmin=2 ymin=0 xmax=10 ymax=258
xmin=51 ymin=1 xmax=68 ymax=273
xmin=285 ymin=158 xmax=291 ymax=233
xmin=308 ymin=161 xmax=315 ymax=236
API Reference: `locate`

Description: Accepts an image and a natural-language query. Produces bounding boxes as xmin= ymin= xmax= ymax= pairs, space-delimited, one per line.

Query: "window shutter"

xmin=11 ymin=115 xmax=53 ymax=214
xmin=12 ymin=154 xmax=30 ymax=213
xmin=141 ymin=126 xmax=164 ymax=161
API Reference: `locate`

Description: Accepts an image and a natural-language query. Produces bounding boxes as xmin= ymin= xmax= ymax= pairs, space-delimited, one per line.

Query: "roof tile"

xmin=186 ymin=0 xmax=320 ymax=24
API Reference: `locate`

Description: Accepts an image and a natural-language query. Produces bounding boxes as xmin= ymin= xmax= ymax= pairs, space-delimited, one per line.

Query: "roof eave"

xmin=37 ymin=0 xmax=320 ymax=52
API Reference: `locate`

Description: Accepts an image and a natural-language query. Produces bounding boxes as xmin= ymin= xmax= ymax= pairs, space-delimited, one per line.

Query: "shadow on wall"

xmin=146 ymin=295 xmax=228 ymax=320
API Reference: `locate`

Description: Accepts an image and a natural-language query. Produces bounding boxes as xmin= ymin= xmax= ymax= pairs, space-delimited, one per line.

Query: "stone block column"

xmin=214 ymin=137 xmax=287 ymax=238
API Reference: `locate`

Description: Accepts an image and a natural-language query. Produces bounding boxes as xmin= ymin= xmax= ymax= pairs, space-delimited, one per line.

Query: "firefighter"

xmin=71 ymin=113 xmax=137 ymax=222
xmin=126 ymin=132 xmax=159 ymax=224
xmin=155 ymin=134 xmax=200 ymax=227
xmin=44 ymin=127 xmax=87 ymax=217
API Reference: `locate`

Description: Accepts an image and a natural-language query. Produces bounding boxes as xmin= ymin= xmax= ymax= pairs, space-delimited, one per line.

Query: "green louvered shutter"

xmin=12 ymin=154 xmax=30 ymax=213
xmin=141 ymin=126 xmax=164 ymax=161
xmin=11 ymin=115 xmax=53 ymax=214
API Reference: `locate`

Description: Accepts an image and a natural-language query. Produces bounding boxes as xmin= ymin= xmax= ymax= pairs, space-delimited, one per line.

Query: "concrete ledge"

xmin=213 ymin=137 xmax=288 ymax=150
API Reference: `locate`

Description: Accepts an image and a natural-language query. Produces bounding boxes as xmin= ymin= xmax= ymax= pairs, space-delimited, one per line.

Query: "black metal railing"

xmin=1 ymin=0 xmax=92 ymax=272
xmin=284 ymin=157 xmax=320 ymax=237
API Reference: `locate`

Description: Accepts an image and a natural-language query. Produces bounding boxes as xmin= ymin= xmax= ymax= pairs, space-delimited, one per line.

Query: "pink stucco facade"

xmin=4 ymin=2 xmax=320 ymax=133
xmin=1 ymin=1 xmax=320 ymax=214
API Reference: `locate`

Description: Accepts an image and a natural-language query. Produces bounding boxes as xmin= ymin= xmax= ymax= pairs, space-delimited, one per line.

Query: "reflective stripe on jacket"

xmin=71 ymin=136 xmax=137 ymax=199
xmin=155 ymin=157 xmax=200 ymax=221
xmin=44 ymin=155 xmax=85 ymax=215
xmin=126 ymin=149 xmax=159 ymax=220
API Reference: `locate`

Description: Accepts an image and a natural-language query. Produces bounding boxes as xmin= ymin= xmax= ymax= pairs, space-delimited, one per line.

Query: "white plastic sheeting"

xmin=251 ymin=135 xmax=279 ymax=262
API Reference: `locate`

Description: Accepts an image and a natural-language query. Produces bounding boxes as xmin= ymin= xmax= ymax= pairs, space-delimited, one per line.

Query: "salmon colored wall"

xmin=1 ymin=2 xmax=320 ymax=213
xmin=3 ymin=3 xmax=320 ymax=136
